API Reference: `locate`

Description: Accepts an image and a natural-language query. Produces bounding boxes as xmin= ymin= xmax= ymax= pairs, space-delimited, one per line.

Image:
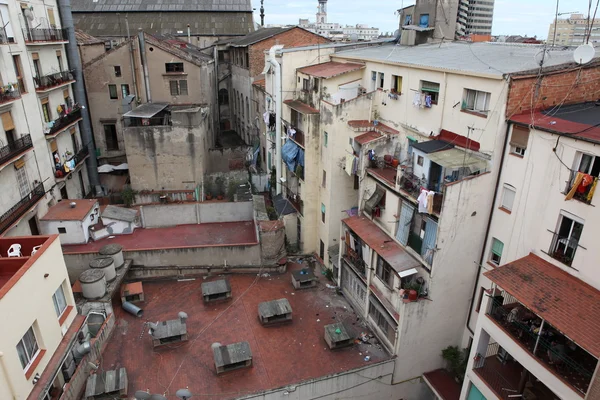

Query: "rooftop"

xmin=298 ymin=61 xmax=365 ymax=79
xmin=423 ymin=369 xmax=461 ymax=400
xmin=101 ymin=205 xmax=138 ymax=223
xmin=99 ymin=264 xmax=390 ymax=398
xmin=227 ymin=27 xmax=291 ymax=47
xmin=354 ymin=131 xmax=383 ymax=145
xmin=334 ymin=42 xmax=590 ymax=78
xmin=62 ymin=221 xmax=258 ymax=254
xmin=146 ymin=34 xmax=213 ymax=64
xmin=485 ymin=253 xmax=600 ymax=358
xmin=510 ymin=102 xmax=600 ymax=145
xmin=71 ymin=0 xmax=253 ymax=13
xmin=123 ymin=102 xmax=169 ymax=119
xmin=74 ymin=29 xmax=103 ymax=45
xmin=40 ymin=199 xmax=98 ymax=221
xmin=348 ymin=120 xmax=399 ymax=135
xmin=412 ymin=139 xmax=454 ymax=154
xmin=343 ymin=216 xmax=420 ymax=274
xmin=284 ymin=99 xmax=320 ymax=115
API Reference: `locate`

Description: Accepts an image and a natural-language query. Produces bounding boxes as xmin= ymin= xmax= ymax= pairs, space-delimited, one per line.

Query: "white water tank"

xmin=89 ymin=257 xmax=116 ymax=282
xmin=79 ymin=269 xmax=107 ymax=299
xmin=99 ymin=243 xmax=124 ymax=269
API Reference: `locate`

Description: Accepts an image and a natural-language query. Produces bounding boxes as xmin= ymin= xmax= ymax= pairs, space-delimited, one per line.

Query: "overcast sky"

xmin=254 ymin=0 xmax=592 ymax=39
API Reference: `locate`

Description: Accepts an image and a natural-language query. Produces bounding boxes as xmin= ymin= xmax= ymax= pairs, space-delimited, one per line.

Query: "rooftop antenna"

xmin=260 ymin=0 xmax=265 ymax=27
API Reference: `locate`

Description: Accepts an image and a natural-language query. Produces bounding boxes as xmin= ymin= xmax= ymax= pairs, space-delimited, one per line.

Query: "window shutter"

xmin=510 ymin=126 xmax=530 ymax=149
xmin=47 ymin=8 xmax=56 ymax=27
xmin=31 ymin=52 xmax=39 ymax=60
xmin=41 ymin=97 xmax=49 ymax=105
xmin=50 ymin=140 xmax=58 ymax=153
xmin=169 ymin=80 xmax=178 ymax=96
xmin=179 ymin=80 xmax=188 ymax=95
xmin=56 ymin=50 xmax=62 ymax=57
xmin=395 ymin=201 xmax=415 ymax=246
xmin=14 ymin=158 xmax=25 ymax=169
xmin=70 ymin=127 xmax=76 ymax=135
xmin=1 ymin=112 xmax=15 ymax=131
xmin=491 ymin=239 xmax=504 ymax=257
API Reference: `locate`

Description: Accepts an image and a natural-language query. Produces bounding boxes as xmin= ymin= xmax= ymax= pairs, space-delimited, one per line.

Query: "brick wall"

xmin=249 ymin=27 xmax=330 ymax=77
xmin=506 ymin=63 xmax=600 ymax=118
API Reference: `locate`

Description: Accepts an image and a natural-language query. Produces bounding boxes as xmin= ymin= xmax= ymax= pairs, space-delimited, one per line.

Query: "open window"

xmin=549 ymin=211 xmax=583 ymax=267
xmin=392 ymin=75 xmax=402 ymax=94
xmin=565 ymin=152 xmax=600 ymax=203
xmin=420 ymin=81 xmax=439 ymax=104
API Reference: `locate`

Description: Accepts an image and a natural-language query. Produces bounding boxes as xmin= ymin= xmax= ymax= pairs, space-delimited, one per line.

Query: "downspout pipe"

xmin=0 ymin=352 xmax=16 ymax=399
xmin=138 ymin=29 xmax=152 ymax=103
xmin=266 ymin=45 xmax=284 ymax=195
xmin=465 ymin=120 xmax=512 ymax=335
xmin=57 ymin=0 xmax=102 ymax=196
xmin=125 ymin=16 xmax=139 ymax=102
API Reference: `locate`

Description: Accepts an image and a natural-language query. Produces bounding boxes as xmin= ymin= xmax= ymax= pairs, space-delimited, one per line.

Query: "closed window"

xmin=510 ymin=126 xmax=529 ymax=156
xmin=463 ymin=89 xmax=490 ymax=115
xmin=114 ymin=66 xmax=121 ymax=77
xmin=490 ymin=238 xmax=503 ymax=265
xmin=121 ymin=84 xmax=130 ymax=98
xmin=16 ymin=326 xmax=39 ymax=370
xmin=376 ymin=256 xmax=394 ymax=287
xmin=103 ymin=124 xmax=118 ymax=151
xmin=322 ymin=170 xmax=326 ymax=188
xmin=324 ymin=131 xmax=328 ymax=147
xmin=170 ymin=80 xmax=188 ymax=96
xmin=501 ymin=184 xmax=516 ymax=211
xmin=41 ymin=102 xmax=51 ymax=123
xmin=550 ymin=212 xmax=583 ymax=266
xmin=165 ymin=62 xmax=184 ymax=73
xmin=108 ymin=84 xmax=118 ymax=99
xmin=420 ymin=80 xmax=440 ymax=104
xmin=417 ymin=155 xmax=424 ymax=166
xmin=16 ymin=164 xmax=30 ymax=198
xmin=302 ymin=78 xmax=310 ymax=91
xmin=53 ymin=284 xmax=67 ymax=317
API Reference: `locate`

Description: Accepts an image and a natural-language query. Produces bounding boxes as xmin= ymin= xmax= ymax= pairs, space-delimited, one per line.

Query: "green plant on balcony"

xmin=441 ymin=346 xmax=468 ymax=383
xmin=121 ymin=185 xmax=138 ymax=208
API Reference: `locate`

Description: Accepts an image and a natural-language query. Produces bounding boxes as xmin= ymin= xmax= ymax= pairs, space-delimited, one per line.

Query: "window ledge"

xmin=509 ymin=152 xmax=524 ymax=159
xmin=24 ymin=349 xmax=46 ymax=379
xmin=163 ymin=72 xmax=187 ymax=76
xmin=486 ymin=260 xmax=498 ymax=269
xmin=460 ymin=109 xmax=488 ymax=118
xmin=498 ymin=206 xmax=512 ymax=215
xmin=58 ymin=305 xmax=74 ymax=326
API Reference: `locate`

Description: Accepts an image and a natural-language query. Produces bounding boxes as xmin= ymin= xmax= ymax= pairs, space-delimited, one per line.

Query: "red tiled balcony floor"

xmin=62 ymin=221 xmax=258 ymax=254
xmin=100 ymin=264 xmax=390 ymax=399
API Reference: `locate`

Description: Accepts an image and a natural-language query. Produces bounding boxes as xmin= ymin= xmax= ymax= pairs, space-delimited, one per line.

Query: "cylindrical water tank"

xmin=99 ymin=244 xmax=124 ymax=269
xmin=79 ymin=269 xmax=107 ymax=300
xmin=89 ymin=257 xmax=116 ymax=282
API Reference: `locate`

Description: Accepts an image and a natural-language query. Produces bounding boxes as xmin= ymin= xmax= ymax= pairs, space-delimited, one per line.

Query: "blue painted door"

xmin=467 ymin=383 xmax=487 ymax=400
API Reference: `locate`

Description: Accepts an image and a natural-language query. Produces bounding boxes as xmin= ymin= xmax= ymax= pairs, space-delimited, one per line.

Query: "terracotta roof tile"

xmin=354 ymin=131 xmax=382 ymax=145
xmin=283 ymin=99 xmax=319 ymax=114
xmin=298 ymin=61 xmax=365 ymax=78
xmin=485 ymin=253 xmax=600 ymax=357
xmin=40 ymin=199 xmax=98 ymax=221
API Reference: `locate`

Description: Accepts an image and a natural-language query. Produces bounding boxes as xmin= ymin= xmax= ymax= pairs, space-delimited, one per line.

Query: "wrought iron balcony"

xmin=343 ymin=249 xmax=367 ymax=279
xmin=0 ymin=83 xmax=20 ymax=105
xmin=34 ymin=70 xmax=74 ymax=92
xmin=286 ymin=190 xmax=303 ymax=215
xmin=0 ymin=183 xmax=45 ymax=234
xmin=0 ymin=27 xmax=15 ymax=44
xmin=22 ymin=28 xmax=67 ymax=43
xmin=0 ymin=134 xmax=32 ymax=167
xmin=54 ymin=146 xmax=89 ymax=181
xmin=46 ymin=105 xmax=82 ymax=137
xmin=548 ymin=232 xmax=579 ymax=267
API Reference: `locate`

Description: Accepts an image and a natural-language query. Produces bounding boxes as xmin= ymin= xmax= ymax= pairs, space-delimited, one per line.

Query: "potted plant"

xmin=204 ymin=177 xmax=213 ymax=200
xmin=441 ymin=346 xmax=468 ymax=383
xmin=215 ymin=176 xmax=225 ymax=200
xmin=121 ymin=185 xmax=138 ymax=208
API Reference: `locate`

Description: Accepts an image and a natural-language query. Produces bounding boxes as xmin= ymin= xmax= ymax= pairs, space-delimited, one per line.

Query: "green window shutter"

xmin=492 ymin=239 xmax=504 ymax=257
xmin=421 ymin=81 xmax=440 ymax=93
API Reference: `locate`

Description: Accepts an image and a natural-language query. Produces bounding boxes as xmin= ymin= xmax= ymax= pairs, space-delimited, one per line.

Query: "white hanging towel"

xmin=417 ymin=188 xmax=429 ymax=213
xmin=345 ymin=155 xmax=354 ymax=176
xmin=263 ymin=111 xmax=270 ymax=125
xmin=413 ymin=91 xmax=421 ymax=107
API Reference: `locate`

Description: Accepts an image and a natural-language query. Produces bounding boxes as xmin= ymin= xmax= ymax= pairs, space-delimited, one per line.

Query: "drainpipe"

xmin=0 ymin=352 xmax=16 ymax=399
xmin=138 ymin=29 xmax=152 ymax=103
xmin=465 ymin=120 xmax=512 ymax=335
xmin=266 ymin=45 xmax=284 ymax=195
xmin=57 ymin=0 xmax=102 ymax=196
xmin=214 ymin=45 xmax=220 ymax=147
xmin=187 ymin=24 xmax=191 ymax=44
xmin=125 ymin=16 xmax=139 ymax=102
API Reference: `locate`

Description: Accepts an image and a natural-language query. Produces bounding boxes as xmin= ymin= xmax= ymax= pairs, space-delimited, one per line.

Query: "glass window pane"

xmin=16 ymin=340 xmax=29 ymax=368
xmin=53 ymin=285 xmax=67 ymax=316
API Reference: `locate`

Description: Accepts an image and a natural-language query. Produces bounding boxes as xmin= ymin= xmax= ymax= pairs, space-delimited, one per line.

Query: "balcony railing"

xmin=282 ymin=119 xmax=305 ymax=147
xmin=22 ymin=27 xmax=67 ymax=43
xmin=398 ymin=171 xmax=443 ymax=214
xmin=487 ymin=297 xmax=595 ymax=395
xmin=343 ymin=249 xmax=367 ymax=279
xmin=46 ymin=105 xmax=82 ymax=136
xmin=55 ymin=146 xmax=89 ymax=180
xmin=0 ymin=183 xmax=45 ymax=234
xmin=0 ymin=27 xmax=15 ymax=44
xmin=286 ymin=190 xmax=303 ymax=215
xmin=34 ymin=70 xmax=74 ymax=92
xmin=0 ymin=83 xmax=20 ymax=104
xmin=548 ymin=232 xmax=579 ymax=267
xmin=0 ymin=134 xmax=32 ymax=166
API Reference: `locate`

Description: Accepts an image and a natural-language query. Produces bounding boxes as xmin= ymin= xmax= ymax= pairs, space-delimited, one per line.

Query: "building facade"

xmin=548 ymin=13 xmax=600 ymax=46
xmin=0 ymin=0 xmax=92 ymax=238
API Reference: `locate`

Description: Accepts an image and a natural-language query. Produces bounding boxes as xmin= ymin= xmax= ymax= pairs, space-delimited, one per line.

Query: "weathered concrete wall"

xmin=139 ymin=202 xmax=254 ymax=228
xmin=206 ymin=146 xmax=251 ymax=173
xmin=259 ymin=221 xmax=286 ymax=265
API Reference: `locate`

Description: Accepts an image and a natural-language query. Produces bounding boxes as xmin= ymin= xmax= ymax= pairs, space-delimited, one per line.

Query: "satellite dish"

xmin=149 ymin=395 xmax=167 ymax=400
xmin=176 ymin=388 xmax=193 ymax=399
xmin=349 ymin=33 xmax=359 ymax=42
xmin=574 ymin=43 xmax=595 ymax=64
xmin=134 ymin=391 xmax=151 ymax=400
xmin=23 ymin=8 xmax=34 ymax=21
xmin=393 ymin=29 xmax=401 ymax=41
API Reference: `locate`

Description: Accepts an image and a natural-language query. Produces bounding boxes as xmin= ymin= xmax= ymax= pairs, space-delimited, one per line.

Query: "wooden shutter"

xmin=70 ymin=127 xmax=76 ymax=135
xmin=41 ymin=97 xmax=49 ymax=105
xmin=14 ymin=158 xmax=25 ymax=169
xmin=31 ymin=52 xmax=39 ymax=60
xmin=1 ymin=112 xmax=15 ymax=131
xmin=50 ymin=140 xmax=58 ymax=153
xmin=47 ymin=8 xmax=56 ymax=27
xmin=510 ymin=126 xmax=530 ymax=148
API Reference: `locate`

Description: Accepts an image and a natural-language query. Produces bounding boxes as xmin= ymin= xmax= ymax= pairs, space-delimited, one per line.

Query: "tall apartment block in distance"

xmin=548 ymin=13 xmax=600 ymax=46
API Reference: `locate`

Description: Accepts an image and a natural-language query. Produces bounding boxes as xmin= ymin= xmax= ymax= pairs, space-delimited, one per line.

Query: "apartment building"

xmin=548 ymin=13 xmax=600 ymax=46
xmin=0 ymin=0 xmax=91 ymax=238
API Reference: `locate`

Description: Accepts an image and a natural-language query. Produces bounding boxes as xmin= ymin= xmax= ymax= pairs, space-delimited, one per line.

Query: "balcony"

xmin=0 ymin=27 xmax=15 ymax=44
xmin=282 ymin=119 xmax=305 ymax=147
xmin=565 ymin=171 xmax=597 ymax=204
xmin=286 ymin=190 xmax=303 ymax=215
xmin=54 ymin=147 xmax=89 ymax=182
xmin=0 ymin=83 xmax=21 ymax=106
xmin=487 ymin=296 xmax=596 ymax=396
xmin=45 ymin=105 xmax=82 ymax=138
xmin=34 ymin=71 xmax=74 ymax=93
xmin=22 ymin=28 xmax=67 ymax=44
xmin=0 ymin=134 xmax=33 ymax=168
xmin=343 ymin=249 xmax=367 ymax=279
xmin=0 ymin=183 xmax=45 ymax=234
xmin=548 ymin=232 xmax=579 ymax=267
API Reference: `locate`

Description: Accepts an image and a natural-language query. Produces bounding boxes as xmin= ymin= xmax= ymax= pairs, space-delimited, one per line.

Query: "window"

xmin=368 ymin=298 xmax=396 ymax=344
xmin=121 ymin=84 xmax=130 ymax=98
xmin=378 ymin=72 xmax=384 ymax=89
xmin=420 ymin=81 xmax=440 ymax=104
xmin=53 ymin=284 xmax=67 ymax=317
xmin=108 ymin=84 xmax=118 ymax=99
xmin=165 ymin=62 xmax=184 ymax=73
xmin=41 ymin=102 xmax=51 ymax=123
xmin=169 ymin=80 xmax=188 ymax=96
xmin=16 ymin=163 xmax=29 ymax=198
xmin=550 ymin=212 xmax=583 ymax=266
xmin=501 ymin=184 xmax=515 ymax=211
xmin=463 ymin=89 xmax=490 ymax=116
xmin=321 ymin=203 xmax=326 ymax=223
xmin=313 ymin=77 xmax=319 ymax=92
xmin=490 ymin=238 xmax=503 ymax=265
xmin=245 ymin=52 xmax=249 ymax=68
xmin=324 ymin=131 xmax=328 ymax=147
xmin=63 ymin=89 xmax=71 ymax=108
xmin=16 ymin=326 xmax=39 ymax=370
xmin=419 ymin=14 xmax=430 ymax=27
xmin=322 ymin=170 xmax=326 ymax=188
xmin=56 ymin=51 xmax=63 ymax=71
xmin=13 ymin=55 xmax=26 ymax=93
xmin=47 ymin=8 xmax=56 ymax=28
xmin=320 ymin=240 xmax=325 ymax=260
xmin=567 ymin=152 xmax=600 ymax=202
xmin=392 ymin=75 xmax=402 ymax=94
xmin=104 ymin=124 xmax=118 ymax=151
xmin=302 ymin=78 xmax=310 ymax=91
xmin=509 ymin=126 xmax=529 ymax=156
xmin=114 ymin=66 xmax=121 ymax=77
xmin=417 ymin=155 xmax=424 ymax=166
xmin=58 ymin=227 xmax=66 ymax=234
xmin=376 ymin=256 xmax=394 ymax=287
xmin=32 ymin=56 xmax=41 ymax=79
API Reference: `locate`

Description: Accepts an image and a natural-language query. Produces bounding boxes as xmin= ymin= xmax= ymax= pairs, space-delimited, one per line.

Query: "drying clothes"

xmin=412 ymin=92 xmax=421 ymax=107
xmin=565 ymin=172 xmax=584 ymax=200
xmin=577 ymin=173 xmax=594 ymax=193
xmin=345 ymin=155 xmax=354 ymax=176
xmin=420 ymin=93 xmax=426 ymax=108
xmin=368 ymin=149 xmax=376 ymax=161
xmin=426 ymin=191 xmax=435 ymax=214
xmin=263 ymin=111 xmax=270 ymax=125
xmin=352 ymin=156 xmax=359 ymax=175
xmin=287 ymin=127 xmax=296 ymax=138
xmin=425 ymin=95 xmax=432 ymax=108
xmin=269 ymin=113 xmax=276 ymax=130
xmin=417 ymin=188 xmax=428 ymax=213
xmin=588 ymin=177 xmax=598 ymax=201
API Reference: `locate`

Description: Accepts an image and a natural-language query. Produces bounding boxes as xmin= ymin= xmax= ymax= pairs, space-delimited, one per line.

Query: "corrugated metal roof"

xmin=123 ymin=103 xmax=169 ymax=118
xmin=335 ymin=42 xmax=588 ymax=77
xmin=412 ymin=139 xmax=454 ymax=154
xmin=427 ymin=148 xmax=488 ymax=172
xmin=71 ymin=0 xmax=253 ymax=13
xmin=284 ymin=100 xmax=319 ymax=115
xmin=298 ymin=61 xmax=365 ymax=78
xmin=258 ymin=298 xmax=292 ymax=318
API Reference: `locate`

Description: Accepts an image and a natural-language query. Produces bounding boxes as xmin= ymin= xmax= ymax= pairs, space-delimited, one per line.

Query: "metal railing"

xmin=286 ymin=190 xmax=303 ymax=215
xmin=34 ymin=70 xmax=73 ymax=91
xmin=0 ymin=27 xmax=15 ymax=44
xmin=548 ymin=232 xmax=579 ymax=267
xmin=47 ymin=106 xmax=82 ymax=136
xmin=0 ymin=183 xmax=45 ymax=234
xmin=0 ymin=134 xmax=32 ymax=166
xmin=487 ymin=296 xmax=594 ymax=395
xmin=22 ymin=27 xmax=67 ymax=43
xmin=473 ymin=350 xmax=520 ymax=400
xmin=0 ymin=84 xmax=20 ymax=104
xmin=343 ymin=248 xmax=367 ymax=278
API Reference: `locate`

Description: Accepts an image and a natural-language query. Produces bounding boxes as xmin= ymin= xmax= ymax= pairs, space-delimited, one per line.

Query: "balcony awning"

xmin=485 ymin=253 xmax=600 ymax=358
xmin=343 ymin=216 xmax=420 ymax=275
xmin=283 ymin=100 xmax=319 ymax=115
xmin=123 ymin=102 xmax=169 ymax=118
xmin=427 ymin=148 xmax=487 ymax=173
xmin=364 ymin=186 xmax=385 ymax=216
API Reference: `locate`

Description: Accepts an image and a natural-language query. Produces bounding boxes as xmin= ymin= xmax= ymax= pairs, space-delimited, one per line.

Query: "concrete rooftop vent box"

xmin=89 ymin=257 xmax=116 ymax=282
xmin=213 ymin=341 xmax=252 ymax=375
xmin=258 ymin=298 xmax=292 ymax=326
xmin=324 ymin=322 xmax=353 ymax=350
xmin=99 ymin=243 xmax=124 ymax=269
xmin=149 ymin=314 xmax=189 ymax=348
xmin=79 ymin=269 xmax=107 ymax=300
xmin=201 ymin=279 xmax=232 ymax=303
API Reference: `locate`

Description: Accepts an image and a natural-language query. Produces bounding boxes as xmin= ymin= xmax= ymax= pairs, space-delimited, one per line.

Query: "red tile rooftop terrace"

xmin=62 ymin=221 xmax=258 ymax=254
xmin=100 ymin=264 xmax=390 ymax=399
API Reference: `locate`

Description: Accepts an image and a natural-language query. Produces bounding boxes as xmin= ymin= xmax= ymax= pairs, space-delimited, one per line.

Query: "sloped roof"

xmin=101 ymin=205 xmax=138 ymax=223
xmin=228 ymin=27 xmax=291 ymax=47
xmin=298 ymin=61 xmax=365 ymax=78
xmin=71 ymin=0 xmax=253 ymax=13
xmin=75 ymin=29 xmax=103 ymax=45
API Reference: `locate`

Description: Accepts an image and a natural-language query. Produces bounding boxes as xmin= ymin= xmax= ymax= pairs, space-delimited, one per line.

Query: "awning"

xmin=402 ymin=25 xmax=435 ymax=32
xmin=427 ymin=148 xmax=487 ymax=173
xmin=123 ymin=102 xmax=169 ymax=118
xmin=364 ymin=186 xmax=385 ymax=216
xmin=399 ymin=268 xmax=418 ymax=278
xmin=283 ymin=100 xmax=319 ymax=115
